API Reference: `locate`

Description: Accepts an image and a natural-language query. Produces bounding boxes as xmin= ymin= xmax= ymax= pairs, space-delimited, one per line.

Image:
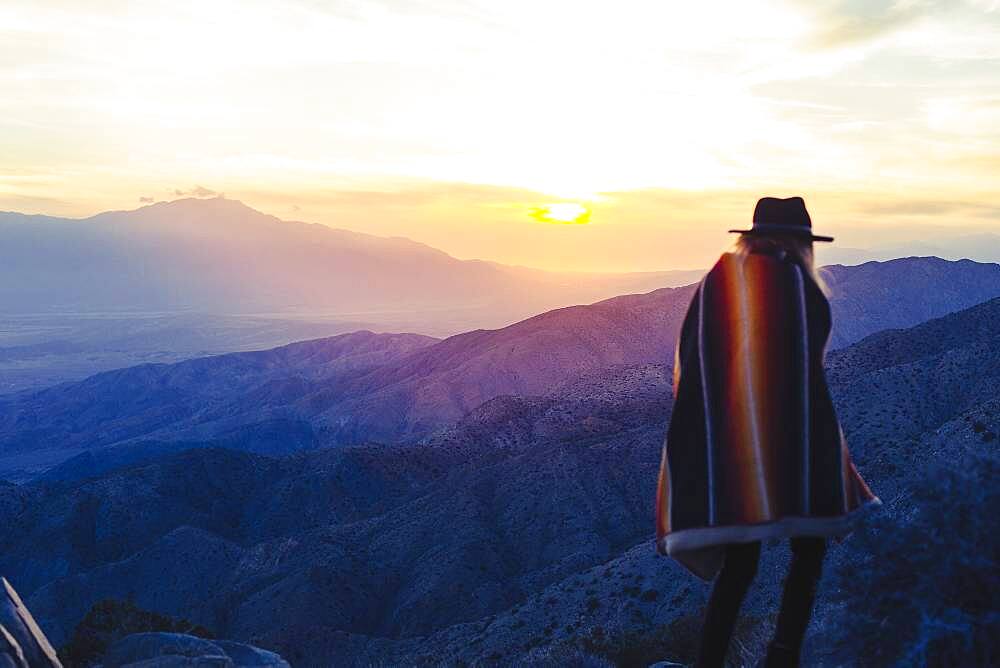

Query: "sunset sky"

xmin=2 ymin=0 xmax=999 ymax=271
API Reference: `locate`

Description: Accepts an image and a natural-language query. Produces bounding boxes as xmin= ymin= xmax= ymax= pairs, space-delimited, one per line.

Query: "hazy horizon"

xmin=6 ymin=194 xmax=1000 ymax=274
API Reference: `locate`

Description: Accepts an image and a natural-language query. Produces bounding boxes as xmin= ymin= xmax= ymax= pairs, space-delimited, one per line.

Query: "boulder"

xmin=103 ymin=633 xmax=289 ymax=668
xmin=211 ymin=641 xmax=288 ymax=667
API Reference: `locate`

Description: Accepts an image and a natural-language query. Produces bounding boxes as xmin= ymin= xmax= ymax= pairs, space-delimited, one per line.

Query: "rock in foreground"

xmin=1 ymin=577 xmax=62 ymax=668
xmin=102 ymin=633 xmax=290 ymax=668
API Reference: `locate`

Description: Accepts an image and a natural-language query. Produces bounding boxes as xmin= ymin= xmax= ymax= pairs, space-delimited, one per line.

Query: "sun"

xmin=529 ymin=203 xmax=591 ymax=225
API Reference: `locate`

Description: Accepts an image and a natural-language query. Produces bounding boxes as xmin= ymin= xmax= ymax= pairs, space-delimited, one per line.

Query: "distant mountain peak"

xmin=91 ymin=195 xmax=278 ymax=227
xmin=142 ymin=195 xmax=251 ymax=213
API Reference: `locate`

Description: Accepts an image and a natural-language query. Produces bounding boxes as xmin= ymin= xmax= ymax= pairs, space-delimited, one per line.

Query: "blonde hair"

xmin=731 ymin=233 xmax=829 ymax=296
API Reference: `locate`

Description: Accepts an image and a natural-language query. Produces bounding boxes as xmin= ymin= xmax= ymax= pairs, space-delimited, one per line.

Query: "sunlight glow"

xmin=530 ymin=203 xmax=590 ymax=225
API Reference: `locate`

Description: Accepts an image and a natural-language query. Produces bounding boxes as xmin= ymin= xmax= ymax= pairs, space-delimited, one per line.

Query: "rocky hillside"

xmin=826 ymin=295 xmax=1000 ymax=455
xmin=821 ymin=256 xmax=1000 ymax=348
xmin=1 ymin=296 xmax=998 ymax=665
xmin=0 ymin=330 xmax=438 ymax=479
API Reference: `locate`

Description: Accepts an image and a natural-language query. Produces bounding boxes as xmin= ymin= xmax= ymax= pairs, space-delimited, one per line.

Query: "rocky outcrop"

xmin=0 ymin=577 xmax=61 ymax=668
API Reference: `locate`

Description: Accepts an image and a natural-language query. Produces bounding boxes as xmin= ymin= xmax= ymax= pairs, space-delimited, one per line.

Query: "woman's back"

xmin=656 ymin=201 xmax=878 ymax=579
xmin=654 ymin=197 xmax=880 ymax=667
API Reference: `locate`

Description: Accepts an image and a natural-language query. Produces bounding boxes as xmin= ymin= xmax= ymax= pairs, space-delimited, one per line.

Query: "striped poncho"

xmin=656 ymin=250 xmax=878 ymax=580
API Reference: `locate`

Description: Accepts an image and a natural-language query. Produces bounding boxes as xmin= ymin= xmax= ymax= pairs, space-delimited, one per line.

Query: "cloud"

xmin=139 ymin=196 xmax=154 ymax=203
xmin=172 ymin=185 xmax=221 ymax=198
xmin=857 ymin=198 xmax=1000 ymax=219
xmin=241 ymin=181 xmax=554 ymax=210
xmin=793 ymin=0 xmax=932 ymax=48
xmin=0 ymin=192 xmax=71 ymax=211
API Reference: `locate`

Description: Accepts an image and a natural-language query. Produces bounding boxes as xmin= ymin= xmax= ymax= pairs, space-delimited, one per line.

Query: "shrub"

xmin=577 ymin=612 xmax=766 ymax=668
xmin=60 ymin=598 xmax=213 ymax=667
xmin=828 ymin=452 xmax=1000 ymax=666
xmin=519 ymin=643 xmax=614 ymax=668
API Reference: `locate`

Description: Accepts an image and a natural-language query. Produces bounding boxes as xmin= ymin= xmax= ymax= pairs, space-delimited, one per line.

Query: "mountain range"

xmin=0 ymin=197 xmax=705 ymax=394
xmin=2 ymin=255 xmax=1000 ymax=482
xmin=1 ymin=281 xmax=998 ymax=666
xmin=816 ymin=231 xmax=1000 ymax=267
xmin=7 ymin=198 xmax=1000 ymax=398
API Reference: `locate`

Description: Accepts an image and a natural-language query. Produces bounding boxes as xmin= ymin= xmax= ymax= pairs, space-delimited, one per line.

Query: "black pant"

xmin=696 ymin=537 xmax=827 ymax=668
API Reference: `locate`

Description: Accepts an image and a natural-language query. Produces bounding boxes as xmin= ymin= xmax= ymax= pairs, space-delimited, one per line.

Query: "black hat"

xmin=728 ymin=196 xmax=833 ymax=242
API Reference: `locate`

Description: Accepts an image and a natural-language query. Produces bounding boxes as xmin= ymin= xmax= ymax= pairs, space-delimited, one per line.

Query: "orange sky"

xmin=2 ymin=1 xmax=999 ymax=271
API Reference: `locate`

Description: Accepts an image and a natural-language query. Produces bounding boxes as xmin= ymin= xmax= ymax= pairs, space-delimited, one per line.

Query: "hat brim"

xmin=728 ymin=227 xmax=834 ymax=243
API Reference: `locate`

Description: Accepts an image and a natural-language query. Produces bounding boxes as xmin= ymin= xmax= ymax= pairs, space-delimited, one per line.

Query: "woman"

xmin=655 ymin=197 xmax=879 ymax=668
